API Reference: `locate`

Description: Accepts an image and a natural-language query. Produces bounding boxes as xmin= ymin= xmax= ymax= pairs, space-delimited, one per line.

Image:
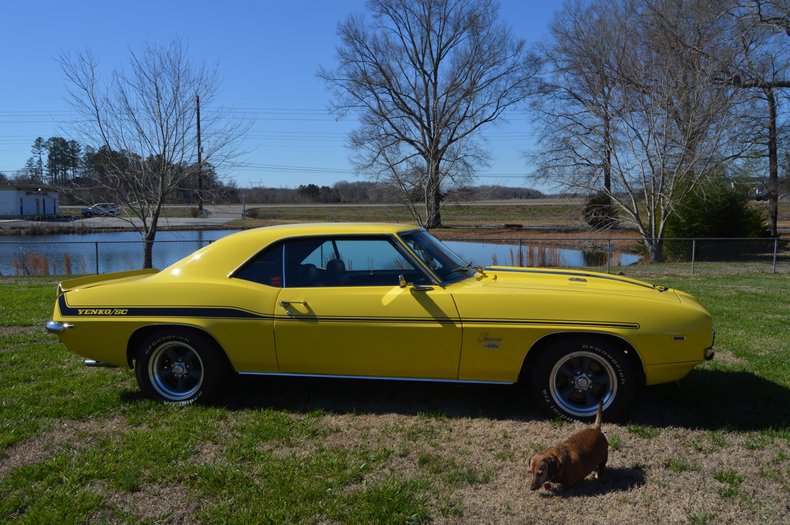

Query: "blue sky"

xmin=0 ymin=0 xmax=557 ymax=189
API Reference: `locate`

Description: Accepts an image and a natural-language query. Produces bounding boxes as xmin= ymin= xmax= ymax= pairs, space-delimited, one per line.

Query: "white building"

xmin=0 ymin=184 xmax=60 ymax=218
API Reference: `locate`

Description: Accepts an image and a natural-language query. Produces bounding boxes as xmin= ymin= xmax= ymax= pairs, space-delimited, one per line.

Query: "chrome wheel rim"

xmin=549 ymin=350 xmax=616 ymax=418
xmin=148 ymin=341 xmax=204 ymax=401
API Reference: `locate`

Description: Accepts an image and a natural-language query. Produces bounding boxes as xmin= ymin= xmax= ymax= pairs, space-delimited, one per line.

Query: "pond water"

xmin=0 ymin=229 xmax=639 ymax=276
xmin=0 ymin=230 xmax=239 ymax=276
xmin=444 ymin=240 xmax=640 ymax=269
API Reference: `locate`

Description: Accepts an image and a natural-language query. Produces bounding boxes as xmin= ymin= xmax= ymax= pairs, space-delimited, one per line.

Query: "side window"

xmin=283 ymin=237 xmax=429 ymax=287
xmin=233 ymin=242 xmax=284 ymax=287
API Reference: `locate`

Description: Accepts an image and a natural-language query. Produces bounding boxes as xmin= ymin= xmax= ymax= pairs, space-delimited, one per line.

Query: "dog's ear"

xmin=545 ymin=455 xmax=559 ymax=479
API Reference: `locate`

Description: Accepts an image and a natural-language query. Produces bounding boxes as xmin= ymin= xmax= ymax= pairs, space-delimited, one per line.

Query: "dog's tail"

xmin=594 ymin=401 xmax=603 ymax=430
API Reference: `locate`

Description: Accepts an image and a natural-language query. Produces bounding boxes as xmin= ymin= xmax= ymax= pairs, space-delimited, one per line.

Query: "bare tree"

xmin=647 ymin=0 xmax=789 ymax=235
xmin=60 ymin=40 xmax=246 ymax=268
xmin=532 ymin=0 xmax=628 ymax=196
xmin=319 ymin=0 xmax=539 ymax=228
xmin=722 ymin=0 xmax=790 ymax=236
xmin=533 ymin=0 xmax=747 ymax=261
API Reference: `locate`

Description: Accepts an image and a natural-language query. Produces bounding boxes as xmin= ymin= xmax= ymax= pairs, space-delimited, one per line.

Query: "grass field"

xmin=0 ymin=274 xmax=788 ymax=524
xmin=228 ymin=198 xmax=790 ymax=230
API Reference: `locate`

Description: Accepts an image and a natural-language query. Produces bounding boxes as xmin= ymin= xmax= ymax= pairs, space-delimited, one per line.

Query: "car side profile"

xmin=46 ymin=223 xmax=715 ymax=421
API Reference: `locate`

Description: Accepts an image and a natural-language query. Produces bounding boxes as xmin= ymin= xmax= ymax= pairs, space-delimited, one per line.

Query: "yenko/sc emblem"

xmin=76 ymin=308 xmax=129 ymax=316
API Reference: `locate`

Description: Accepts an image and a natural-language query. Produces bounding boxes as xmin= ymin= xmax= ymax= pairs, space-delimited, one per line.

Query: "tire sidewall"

xmin=530 ymin=337 xmax=636 ymax=422
xmin=135 ymin=329 xmax=224 ymax=405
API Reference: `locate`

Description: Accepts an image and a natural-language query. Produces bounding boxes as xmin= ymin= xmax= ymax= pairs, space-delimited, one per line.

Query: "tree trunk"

xmin=143 ymin=228 xmax=156 ymax=269
xmin=603 ymin=111 xmax=612 ymax=193
xmin=765 ymin=87 xmax=779 ymax=237
xmin=645 ymin=237 xmax=665 ymax=263
xmin=143 ymin=206 xmax=162 ymax=269
xmin=424 ymin=158 xmax=442 ymax=229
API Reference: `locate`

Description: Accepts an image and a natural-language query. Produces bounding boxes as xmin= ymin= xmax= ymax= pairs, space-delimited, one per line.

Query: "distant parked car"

xmin=81 ymin=203 xmax=121 ymax=217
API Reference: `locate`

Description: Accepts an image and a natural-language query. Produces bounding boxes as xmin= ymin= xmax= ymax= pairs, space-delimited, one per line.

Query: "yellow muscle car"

xmin=46 ymin=223 xmax=715 ymax=421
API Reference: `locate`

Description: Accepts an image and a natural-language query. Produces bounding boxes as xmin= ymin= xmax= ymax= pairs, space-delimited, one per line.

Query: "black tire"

xmin=134 ymin=328 xmax=228 ymax=405
xmin=529 ymin=336 xmax=637 ymax=422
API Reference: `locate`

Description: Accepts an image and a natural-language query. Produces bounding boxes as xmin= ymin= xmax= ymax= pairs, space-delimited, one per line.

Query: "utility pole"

xmin=196 ymin=93 xmax=204 ymax=213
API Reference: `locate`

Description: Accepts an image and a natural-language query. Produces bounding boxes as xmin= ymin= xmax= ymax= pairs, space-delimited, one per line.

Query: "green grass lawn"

xmin=229 ymin=200 xmax=587 ymax=228
xmin=0 ymin=274 xmax=788 ymax=523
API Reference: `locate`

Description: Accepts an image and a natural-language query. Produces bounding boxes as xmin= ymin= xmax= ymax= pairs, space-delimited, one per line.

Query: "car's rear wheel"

xmin=529 ymin=336 xmax=637 ymax=422
xmin=135 ymin=329 xmax=227 ymax=405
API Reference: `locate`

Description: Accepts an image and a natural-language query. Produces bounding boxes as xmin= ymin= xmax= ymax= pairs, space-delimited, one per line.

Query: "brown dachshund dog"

xmin=528 ymin=402 xmax=608 ymax=490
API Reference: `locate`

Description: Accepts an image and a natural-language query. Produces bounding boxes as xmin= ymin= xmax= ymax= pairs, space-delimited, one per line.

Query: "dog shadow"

xmin=541 ymin=466 xmax=647 ymax=498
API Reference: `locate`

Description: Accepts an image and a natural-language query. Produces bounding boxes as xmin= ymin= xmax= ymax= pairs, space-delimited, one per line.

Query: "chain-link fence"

xmin=0 ymin=235 xmax=787 ymax=276
xmin=441 ymin=237 xmax=789 ymax=275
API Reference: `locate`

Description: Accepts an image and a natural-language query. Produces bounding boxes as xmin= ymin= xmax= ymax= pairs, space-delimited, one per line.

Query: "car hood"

xmin=477 ymin=266 xmax=678 ymax=302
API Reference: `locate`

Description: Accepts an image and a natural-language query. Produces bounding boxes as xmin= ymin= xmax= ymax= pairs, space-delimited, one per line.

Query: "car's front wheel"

xmin=135 ymin=329 xmax=228 ymax=405
xmin=529 ymin=336 xmax=638 ymax=422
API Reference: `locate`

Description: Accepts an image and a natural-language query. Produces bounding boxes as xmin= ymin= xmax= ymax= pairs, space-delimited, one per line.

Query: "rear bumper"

xmin=45 ymin=321 xmax=72 ymax=334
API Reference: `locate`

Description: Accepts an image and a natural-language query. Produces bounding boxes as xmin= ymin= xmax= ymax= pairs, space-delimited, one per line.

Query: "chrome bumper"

xmin=45 ymin=321 xmax=73 ymax=334
xmin=83 ymin=359 xmax=118 ymax=368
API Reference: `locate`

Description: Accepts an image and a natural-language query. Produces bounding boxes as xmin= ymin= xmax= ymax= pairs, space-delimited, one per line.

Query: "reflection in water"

xmin=0 ymin=230 xmax=640 ymax=276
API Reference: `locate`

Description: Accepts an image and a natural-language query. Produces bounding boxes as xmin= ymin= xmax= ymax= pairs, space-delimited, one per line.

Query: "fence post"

xmin=95 ymin=242 xmax=100 ymax=274
xmin=691 ymin=239 xmax=696 ymax=275
xmin=772 ymin=238 xmax=778 ymax=274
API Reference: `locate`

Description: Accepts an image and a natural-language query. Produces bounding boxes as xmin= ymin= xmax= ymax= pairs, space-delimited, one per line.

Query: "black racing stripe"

xmin=487 ymin=267 xmax=657 ymax=290
xmin=58 ymin=295 xmax=270 ymax=319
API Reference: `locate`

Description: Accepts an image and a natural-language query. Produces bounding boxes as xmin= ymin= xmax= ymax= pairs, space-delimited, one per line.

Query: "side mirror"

xmin=398 ymin=274 xmax=433 ymax=292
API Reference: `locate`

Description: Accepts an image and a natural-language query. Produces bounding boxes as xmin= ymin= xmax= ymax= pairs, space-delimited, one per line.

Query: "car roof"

xmin=162 ymin=222 xmax=422 ymax=278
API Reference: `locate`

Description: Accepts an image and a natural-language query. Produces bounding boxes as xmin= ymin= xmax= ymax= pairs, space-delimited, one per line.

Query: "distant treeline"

xmin=235 ymin=182 xmax=544 ymax=205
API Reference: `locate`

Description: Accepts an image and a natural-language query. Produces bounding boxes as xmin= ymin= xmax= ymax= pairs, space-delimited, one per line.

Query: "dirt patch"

xmin=711 ymin=348 xmax=747 ymax=367
xmin=274 ymin=412 xmax=789 ymax=524
xmin=0 ymin=326 xmax=38 ymax=338
xmin=0 ymin=416 xmax=128 ymax=478
xmin=427 ymin=420 xmax=789 ymax=524
xmin=103 ymin=482 xmax=199 ymax=524
xmin=0 ymin=326 xmax=40 ymax=351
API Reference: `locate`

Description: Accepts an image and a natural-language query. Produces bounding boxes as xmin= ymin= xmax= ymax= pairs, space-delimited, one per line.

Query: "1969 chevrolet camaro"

xmin=46 ymin=223 xmax=715 ymax=420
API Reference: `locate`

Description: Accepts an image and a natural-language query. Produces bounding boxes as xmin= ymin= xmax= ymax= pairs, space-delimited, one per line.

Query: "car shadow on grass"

xmin=219 ymin=375 xmax=542 ymax=421
xmin=121 ymin=368 xmax=789 ymax=431
xmin=633 ymin=369 xmax=790 ymax=432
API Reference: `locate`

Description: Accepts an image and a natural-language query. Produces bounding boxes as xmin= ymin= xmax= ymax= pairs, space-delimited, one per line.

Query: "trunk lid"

xmin=58 ymin=269 xmax=159 ymax=294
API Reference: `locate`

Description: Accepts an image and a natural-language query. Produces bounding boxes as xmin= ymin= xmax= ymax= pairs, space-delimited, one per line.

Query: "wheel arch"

xmin=519 ymin=331 xmax=645 ymax=386
xmin=126 ymin=324 xmax=234 ymax=372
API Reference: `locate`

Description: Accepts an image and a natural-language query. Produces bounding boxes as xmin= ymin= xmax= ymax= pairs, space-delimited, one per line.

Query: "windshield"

xmin=399 ymin=230 xmax=474 ymax=282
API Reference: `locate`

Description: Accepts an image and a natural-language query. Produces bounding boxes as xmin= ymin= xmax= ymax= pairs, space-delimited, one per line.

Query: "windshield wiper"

xmin=448 ymin=264 xmax=487 ymax=278
xmin=448 ymin=264 xmax=471 ymax=274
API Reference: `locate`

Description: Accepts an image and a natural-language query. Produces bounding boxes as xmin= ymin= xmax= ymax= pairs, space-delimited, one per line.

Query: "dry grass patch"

xmin=0 ymin=416 xmax=127 ymax=478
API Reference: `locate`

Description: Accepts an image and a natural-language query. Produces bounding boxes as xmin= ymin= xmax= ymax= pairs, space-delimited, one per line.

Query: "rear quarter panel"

xmin=54 ymin=277 xmax=280 ymax=372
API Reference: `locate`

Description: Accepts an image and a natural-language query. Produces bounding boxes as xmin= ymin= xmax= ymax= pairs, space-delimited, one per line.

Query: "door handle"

xmin=279 ymin=300 xmax=308 ymax=308
xmin=279 ymin=300 xmax=308 ymax=316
